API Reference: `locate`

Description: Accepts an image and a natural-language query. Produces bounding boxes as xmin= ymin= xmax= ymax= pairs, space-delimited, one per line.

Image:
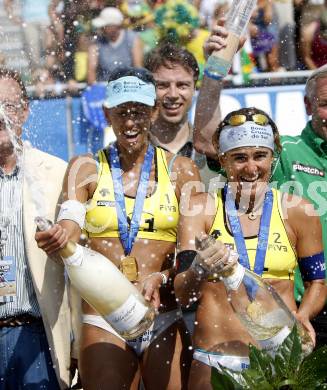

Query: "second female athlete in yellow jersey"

xmin=36 ymin=67 xmax=200 ymax=390
xmin=174 ymin=107 xmax=326 ymax=390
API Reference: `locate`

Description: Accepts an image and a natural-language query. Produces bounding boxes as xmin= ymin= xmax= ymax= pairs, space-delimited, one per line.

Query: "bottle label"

xmin=223 ymin=263 xmax=245 ymax=290
xmin=204 ymin=55 xmax=231 ymax=79
xmin=259 ymin=326 xmax=291 ymax=354
xmin=105 ymin=294 xmax=148 ymax=333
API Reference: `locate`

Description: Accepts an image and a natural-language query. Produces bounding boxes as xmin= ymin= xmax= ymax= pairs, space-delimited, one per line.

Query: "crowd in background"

xmin=1 ymin=0 xmax=327 ymax=95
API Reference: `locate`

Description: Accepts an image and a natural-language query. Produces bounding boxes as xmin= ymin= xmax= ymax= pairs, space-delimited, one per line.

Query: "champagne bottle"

xmin=35 ymin=217 xmax=155 ymax=340
xmin=201 ymin=236 xmax=314 ymax=356
xmin=223 ymin=263 xmax=314 ymax=356
xmin=204 ymin=0 xmax=257 ymax=80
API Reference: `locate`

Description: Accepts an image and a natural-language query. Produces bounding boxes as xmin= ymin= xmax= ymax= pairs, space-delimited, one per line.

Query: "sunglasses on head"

xmin=222 ymin=113 xmax=270 ymax=127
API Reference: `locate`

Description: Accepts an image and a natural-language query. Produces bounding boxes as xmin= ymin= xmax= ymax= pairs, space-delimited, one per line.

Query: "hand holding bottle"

xmin=293 ymin=310 xmax=316 ymax=347
xmin=35 ymin=223 xmax=68 ymax=255
xmin=204 ymin=20 xmax=246 ymax=61
xmin=35 ymin=217 xmax=156 ymax=340
xmin=138 ymin=273 xmax=163 ymax=310
xmin=192 ymin=235 xmax=238 ymax=279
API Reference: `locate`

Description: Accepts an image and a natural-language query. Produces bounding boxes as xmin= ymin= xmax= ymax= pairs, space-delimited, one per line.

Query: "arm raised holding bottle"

xmin=194 ymin=4 xmax=249 ymax=159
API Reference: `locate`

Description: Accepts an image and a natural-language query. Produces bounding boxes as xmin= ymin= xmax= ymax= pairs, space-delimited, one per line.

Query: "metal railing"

xmin=25 ymin=69 xmax=314 ymax=98
xmin=24 ymin=70 xmax=312 ymax=160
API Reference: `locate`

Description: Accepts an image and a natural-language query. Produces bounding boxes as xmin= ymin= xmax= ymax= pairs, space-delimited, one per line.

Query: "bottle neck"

xmin=221 ymin=263 xmax=238 ymax=278
xmin=59 ymin=240 xmax=77 ymax=258
xmin=222 ymin=262 xmax=245 ymax=290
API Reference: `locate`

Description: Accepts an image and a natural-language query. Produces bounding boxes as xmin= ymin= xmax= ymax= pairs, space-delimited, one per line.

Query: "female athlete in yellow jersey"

xmin=36 ymin=67 xmax=200 ymax=389
xmin=174 ymin=107 xmax=326 ymax=390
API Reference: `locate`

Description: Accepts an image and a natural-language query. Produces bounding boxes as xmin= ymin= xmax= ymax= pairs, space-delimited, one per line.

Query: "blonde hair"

xmin=305 ymin=64 xmax=327 ymax=102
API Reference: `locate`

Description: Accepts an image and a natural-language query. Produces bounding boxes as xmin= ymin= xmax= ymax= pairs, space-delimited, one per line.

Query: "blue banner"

xmin=23 ymin=83 xmax=308 ymax=161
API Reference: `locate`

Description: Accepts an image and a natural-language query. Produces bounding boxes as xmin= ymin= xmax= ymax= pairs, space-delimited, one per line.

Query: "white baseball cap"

xmin=92 ymin=7 xmax=124 ymax=28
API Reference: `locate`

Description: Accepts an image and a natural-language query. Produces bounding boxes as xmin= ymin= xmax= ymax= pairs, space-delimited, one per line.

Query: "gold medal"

xmin=119 ymin=256 xmax=138 ymax=282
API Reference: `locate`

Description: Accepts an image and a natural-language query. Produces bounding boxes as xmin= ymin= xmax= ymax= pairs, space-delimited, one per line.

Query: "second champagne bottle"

xmin=35 ymin=217 xmax=156 ymax=340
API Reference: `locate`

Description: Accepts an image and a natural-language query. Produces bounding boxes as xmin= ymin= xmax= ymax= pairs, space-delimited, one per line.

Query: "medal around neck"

xmin=35 ymin=217 xmax=156 ymax=340
xmin=119 ymin=256 xmax=138 ymax=282
xmin=247 ymin=211 xmax=257 ymax=221
xmin=109 ymin=142 xmax=154 ymax=282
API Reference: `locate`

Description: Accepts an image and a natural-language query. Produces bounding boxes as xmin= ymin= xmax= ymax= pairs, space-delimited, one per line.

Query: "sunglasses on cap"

xmin=222 ymin=113 xmax=270 ymax=127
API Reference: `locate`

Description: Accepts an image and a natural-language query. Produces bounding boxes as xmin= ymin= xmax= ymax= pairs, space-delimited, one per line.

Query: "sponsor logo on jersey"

xmin=159 ymin=205 xmax=177 ymax=212
xmin=97 ymin=200 xmax=115 ymax=207
xmin=292 ymin=162 xmax=325 ymax=177
xmin=268 ymin=243 xmax=288 ymax=252
xmin=99 ymin=188 xmax=110 ymax=197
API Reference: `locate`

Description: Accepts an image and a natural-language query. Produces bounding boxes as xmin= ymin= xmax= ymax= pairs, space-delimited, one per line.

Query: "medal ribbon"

xmin=224 ymin=184 xmax=273 ymax=276
xmin=109 ymin=142 xmax=154 ymax=256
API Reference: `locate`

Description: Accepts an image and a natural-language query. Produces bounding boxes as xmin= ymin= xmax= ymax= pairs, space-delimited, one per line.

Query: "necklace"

xmin=247 ymin=211 xmax=258 ymax=221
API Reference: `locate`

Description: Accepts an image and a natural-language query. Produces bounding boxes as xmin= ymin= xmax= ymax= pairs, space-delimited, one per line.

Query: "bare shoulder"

xmin=67 ymin=153 xmax=97 ymax=176
xmin=281 ymin=192 xmax=318 ymax=220
xmin=180 ymin=191 xmax=216 ymax=219
xmin=164 ymin=151 xmax=202 ymax=197
xmin=281 ymin=192 xmax=321 ymax=243
xmin=164 ymin=150 xmax=198 ymax=172
xmin=190 ymin=192 xmax=215 ymax=207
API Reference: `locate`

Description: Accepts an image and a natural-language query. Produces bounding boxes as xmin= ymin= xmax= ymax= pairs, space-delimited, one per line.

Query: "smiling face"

xmin=152 ymin=63 xmax=195 ymax=125
xmin=104 ymin=102 xmax=154 ymax=153
xmin=219 ymin=146 xmax=274 ymax=203
xmin=0 ymin=77 xmax=28 ymax=155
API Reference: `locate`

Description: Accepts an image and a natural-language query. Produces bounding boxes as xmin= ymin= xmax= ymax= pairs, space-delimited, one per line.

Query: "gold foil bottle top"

xmin=35 ymin=216 xmax=77 ymax=259
xmin=59 ymin=240 xmax=77 ymax=258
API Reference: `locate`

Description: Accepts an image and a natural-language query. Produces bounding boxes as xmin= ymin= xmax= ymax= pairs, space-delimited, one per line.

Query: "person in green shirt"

xmin=272 ymin=64 xmax=327 ymax=347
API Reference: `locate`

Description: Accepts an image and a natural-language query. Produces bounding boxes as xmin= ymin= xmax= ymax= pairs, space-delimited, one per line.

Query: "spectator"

xmin=154 ymin=0 xmax=210 ymax=79
xmin=0 ymin=68 xmax=74 ymax=388
xmin=274 ymin=0 xmax=297 ymax=70
xmin=146 ymin=42 xmax=219 ymax=192
xmin=301 ymin=2 xmax=327 ymax=69
xmin=31 ymin=67 xmax=56 ymax=98
xmin=210 ymin=1 xmax=230 ymax=29
xmin=4 ymin=0 xmax=52 ymax=69
xmin=87 ymin=7 xmax=143 ymax=84
xmin=74 ymin=32 xmax=91 ymax=83
xmin=272 ymin=64 xmax=327 ymax=347
xmin=123 ymin=2 xmax=159 ymax=56
xmin=300 ymin=0 xmax=325 ymax=26
xmin=249 ymin=0 xmax=281 ymax=72
xmin=198 ymin=0 xmax=230 ymax=29
xmin=49 ymin=0 xmax=91 ymax=81
xmin=137 ymin=14 xmax=159 ymax=56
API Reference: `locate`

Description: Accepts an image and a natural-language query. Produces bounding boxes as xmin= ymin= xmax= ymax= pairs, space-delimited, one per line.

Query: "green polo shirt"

xmin=272 ymin=121 xmax=327 ymax=301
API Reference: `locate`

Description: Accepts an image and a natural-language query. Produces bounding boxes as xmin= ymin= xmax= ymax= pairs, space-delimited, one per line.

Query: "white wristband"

xmin=57 ymin=200 xmax=86 ymax=229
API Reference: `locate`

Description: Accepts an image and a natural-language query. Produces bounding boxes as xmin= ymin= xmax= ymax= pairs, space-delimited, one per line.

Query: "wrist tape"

xmin=57 ymin=200 xmax=86 ymax=229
